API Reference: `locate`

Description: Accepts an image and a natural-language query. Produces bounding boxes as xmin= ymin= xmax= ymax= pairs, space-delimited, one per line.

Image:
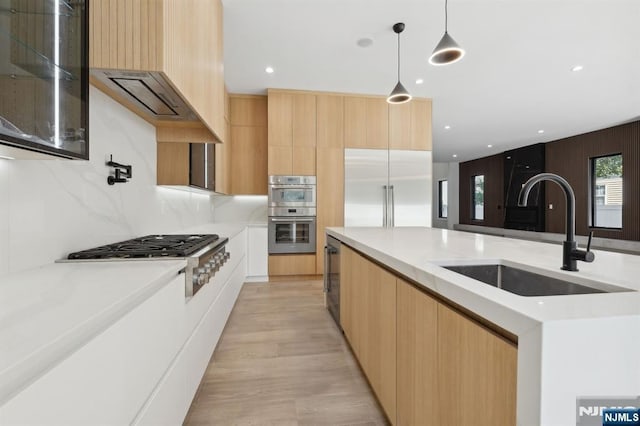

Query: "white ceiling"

xmin=222 ymin=0 xmax=640 ymax=162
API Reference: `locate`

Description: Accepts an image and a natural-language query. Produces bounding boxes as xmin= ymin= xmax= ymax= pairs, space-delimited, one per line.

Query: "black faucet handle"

xmin=586 ymin=231 xmax=593 ymax=252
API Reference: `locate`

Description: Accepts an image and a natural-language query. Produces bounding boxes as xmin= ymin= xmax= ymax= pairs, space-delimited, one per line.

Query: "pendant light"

xmin=429 ymin=0 xmax=465 ymax=66
xmin=387 ymin=22 xmax=412 ymax=104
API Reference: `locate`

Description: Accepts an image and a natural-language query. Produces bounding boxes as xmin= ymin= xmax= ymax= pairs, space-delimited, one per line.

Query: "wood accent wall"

xmin=458 ymin=154 xmax=504 ymax=228
xmin=545 ymin=120 xmax=640 ymax=240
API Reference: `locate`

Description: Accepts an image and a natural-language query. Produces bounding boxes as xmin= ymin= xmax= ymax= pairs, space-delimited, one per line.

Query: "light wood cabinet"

xmin=268 ymin=146 xmax=293 ymax=175
xmin=292 ymin=146 xmax=316 ymax=175
xmin=268 ymin=254 xmax=316 ymax=276
xmin=340 ymin=246 xmax=397 ymax=423
xmin=267 ymin=92 xmax=294 ymax=147
xmin=316 ymin=95 xmax=344 ymax=149
xmin=228 ymin=95 xmax=268 ymax=195
xmin=341 ymin=245 xmax=517 ymax=426
xmin=438 ymin=304 xmax=517 ymax=426
xmin=315 ymin=148 xmax=344 ymax=273
xmin=344 ymin=97 xmax=389 ymax=149
xmin=315 ymin=94 xmax=344 ymax=273
xmin=293 ymin=94 xmax=317 ymax=146
xmin=90 ymin=0 xmax=225 ymax=142
xmin=267 ymin=91 xmax=317 ymax=175
xmin=215 ymin=88 xmax=231 ymax=194
xmin=157 ymin=142 xmax=189 ymax=186
xmin=396 ymin=279 xmax=439 ymax=425
xmin=230 ymin=126 xmax=267 ymax=195
xmin=389 ymin=99 xmax=433 ymax=150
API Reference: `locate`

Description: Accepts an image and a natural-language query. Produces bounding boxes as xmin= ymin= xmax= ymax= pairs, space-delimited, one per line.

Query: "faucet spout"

xmin=517 ymin=173 xmax=593 ymax=271
xmin=518 ymin=173 xmax=575 ymax=242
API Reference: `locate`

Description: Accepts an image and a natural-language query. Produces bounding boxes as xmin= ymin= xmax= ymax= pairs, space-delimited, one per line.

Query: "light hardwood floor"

xmin=184 ymin=280 xmax=389 ymax=426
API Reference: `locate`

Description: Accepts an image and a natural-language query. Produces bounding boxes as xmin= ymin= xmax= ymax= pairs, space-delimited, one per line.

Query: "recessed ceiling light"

xmin=444 ymin=125 xmax=451 ymax=130
xmin=452 ymin=154 xmax=458 ymax=158
xmin=538 ymin=129 xmax=545 ymax=134
xmin=571 ymin=65 xmax=584 ymax=72
xmin=415 ymin=78 xmax=424 ymax=85
xmin=265 ymin=66 xmax=274 ymax=74
xmin=487 ymin=144 xmax=493 ymax=148
xmin=356 ymin=37 xmax=374 ymax=48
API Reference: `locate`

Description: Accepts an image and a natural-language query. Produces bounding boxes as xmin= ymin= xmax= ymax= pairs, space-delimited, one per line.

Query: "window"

xmin=472 ymin=175 xmax=484 ymax=220
xmin=591 ymin=154 xmax=622 ymax=229
xmin=438 ymin=180 xmax=448 ymax=218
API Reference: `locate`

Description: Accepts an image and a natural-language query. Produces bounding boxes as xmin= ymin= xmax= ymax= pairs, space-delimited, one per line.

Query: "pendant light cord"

xmin=397 ymin=32 xmax=401 ymax=82
xmin=445 ymin=0 xmax=449 ymax=32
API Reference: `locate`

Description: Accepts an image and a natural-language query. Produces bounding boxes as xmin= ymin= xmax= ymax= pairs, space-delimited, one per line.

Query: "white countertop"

xmin=0 ymin=222 xmax=249 ymax=405
xmin=0 ymin=259 xmax=186 ymax=404
xmin=328 ymin=227 xmax=640 ymax=334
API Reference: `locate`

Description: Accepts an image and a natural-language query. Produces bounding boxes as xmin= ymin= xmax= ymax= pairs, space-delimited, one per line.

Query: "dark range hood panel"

xmin=91 ymin=69 xmax=198 ymax=121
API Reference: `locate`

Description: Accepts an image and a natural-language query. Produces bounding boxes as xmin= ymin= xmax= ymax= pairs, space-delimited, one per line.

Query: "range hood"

xmin=91 ymin=69 xmax=198 ymax=122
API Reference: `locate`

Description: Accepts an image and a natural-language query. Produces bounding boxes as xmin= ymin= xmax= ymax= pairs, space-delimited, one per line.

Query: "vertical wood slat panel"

xmin=100 ymin=0 xmax=110 ymax=66
xmin=116 ymin=0 xmax=125 ymax=67
xmin=545 ymin=121 xmax=638 ymax=240
xmin=131 ymin=0 xmax=141 ymax=70
xmin=108 ymin=0 xmax=118 ymax=66
xmin=139 ymin=0 xmax=148 ymax=70
xmin=89 ymin=0 xmax=96 ymax=66
xmin=124 ymin=0 xmax=134 ymax=69
xmin=90 ymin=0 xmax=161 ymax=71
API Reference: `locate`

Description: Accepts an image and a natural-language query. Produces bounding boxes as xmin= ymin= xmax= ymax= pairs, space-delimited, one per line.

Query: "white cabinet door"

xmin=247 ymin=226 xmax=268 ymax=280
xmin=0 ymin=275 xmax=185 ymax=425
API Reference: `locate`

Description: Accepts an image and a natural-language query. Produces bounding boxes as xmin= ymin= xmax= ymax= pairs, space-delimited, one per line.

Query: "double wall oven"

xmin=268 ymin=176 xmax=317 ymax=254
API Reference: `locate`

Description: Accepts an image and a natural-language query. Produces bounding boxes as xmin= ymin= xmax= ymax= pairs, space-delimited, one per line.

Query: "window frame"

xmin=438 ymin=180 xmax=448 ymax=219
xmin=589 ymin=153 xmax=623 ymax=230
xmin=471 ymin=174 xmax=485 ymax=221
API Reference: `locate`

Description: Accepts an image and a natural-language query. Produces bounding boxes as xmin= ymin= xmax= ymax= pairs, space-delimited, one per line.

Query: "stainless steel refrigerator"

xmin=344 ymin=148 xmax=432 ymax=227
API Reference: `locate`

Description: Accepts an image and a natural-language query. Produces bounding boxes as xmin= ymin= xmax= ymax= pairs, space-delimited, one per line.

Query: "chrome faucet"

xmin=518 ymin=173 xmax=594 ymax=271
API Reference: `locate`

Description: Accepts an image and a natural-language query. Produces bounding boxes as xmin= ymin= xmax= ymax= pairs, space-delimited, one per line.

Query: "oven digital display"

xmin=279 ymin=190 xmax=309 ymax=202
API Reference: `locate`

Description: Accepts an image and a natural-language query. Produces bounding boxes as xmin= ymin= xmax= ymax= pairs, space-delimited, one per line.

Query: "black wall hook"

xmin=106 ymin=155 xmax=132 ymax=185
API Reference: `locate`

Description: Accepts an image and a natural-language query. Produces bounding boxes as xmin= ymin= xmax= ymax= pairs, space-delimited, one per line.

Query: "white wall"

xmin=431 ymin=162 xmax=459 ymax=229
xmin=0 ymin=86 xmax=216 ymax=276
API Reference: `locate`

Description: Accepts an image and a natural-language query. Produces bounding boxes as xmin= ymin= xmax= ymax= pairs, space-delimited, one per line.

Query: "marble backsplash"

xmin=0 ymin=86 xmax=215 ymax=276
xmin=211 ymin=195 xmax=267 ymax=224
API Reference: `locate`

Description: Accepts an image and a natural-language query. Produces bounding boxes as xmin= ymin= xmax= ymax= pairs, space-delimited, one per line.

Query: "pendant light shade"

xmin=429 ymin=31 xmax=464 ymax=65
xmin=387 ymin=22 xmax=412 ymax=105
xmin=429 ymin=0 xmax=465 ymax=66
xmin=388 ymin=81 xmax=411 ymax=104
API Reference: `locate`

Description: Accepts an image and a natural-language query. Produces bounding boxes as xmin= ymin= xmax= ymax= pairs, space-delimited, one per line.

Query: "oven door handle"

xmin=268 ymin=185 xmax=315 ymax=190
xmin=269 ymin=217 xmax=315 ymax=222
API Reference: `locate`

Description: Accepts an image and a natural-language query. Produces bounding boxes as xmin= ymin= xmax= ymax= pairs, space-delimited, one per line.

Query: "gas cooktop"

xmin=67 ymin=234 xmax=221 ymax=259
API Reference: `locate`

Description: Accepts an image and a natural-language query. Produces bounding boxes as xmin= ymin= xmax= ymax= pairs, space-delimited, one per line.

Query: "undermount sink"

xmin=442 ymin=263 xmax=633 ymax=297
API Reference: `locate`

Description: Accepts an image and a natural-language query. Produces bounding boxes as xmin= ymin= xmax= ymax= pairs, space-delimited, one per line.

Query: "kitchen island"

xmin=327 ymin=226 xmax=640 ymax=426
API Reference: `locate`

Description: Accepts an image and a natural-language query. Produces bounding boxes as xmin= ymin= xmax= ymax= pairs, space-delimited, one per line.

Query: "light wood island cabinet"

xmin=340 ymin=243 xmax=517 ymax=426
xmin=340 ymin=245 xmax=397 ymax=423
xmin=396 ymin=278 xmax=439 ymax=425
xmin=438 ymin=304 xmax=517 ymax=426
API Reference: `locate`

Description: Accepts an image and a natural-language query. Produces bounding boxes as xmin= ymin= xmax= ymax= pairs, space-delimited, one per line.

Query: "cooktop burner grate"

xmin=67 ymin=234 xmax=220 ymax=259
